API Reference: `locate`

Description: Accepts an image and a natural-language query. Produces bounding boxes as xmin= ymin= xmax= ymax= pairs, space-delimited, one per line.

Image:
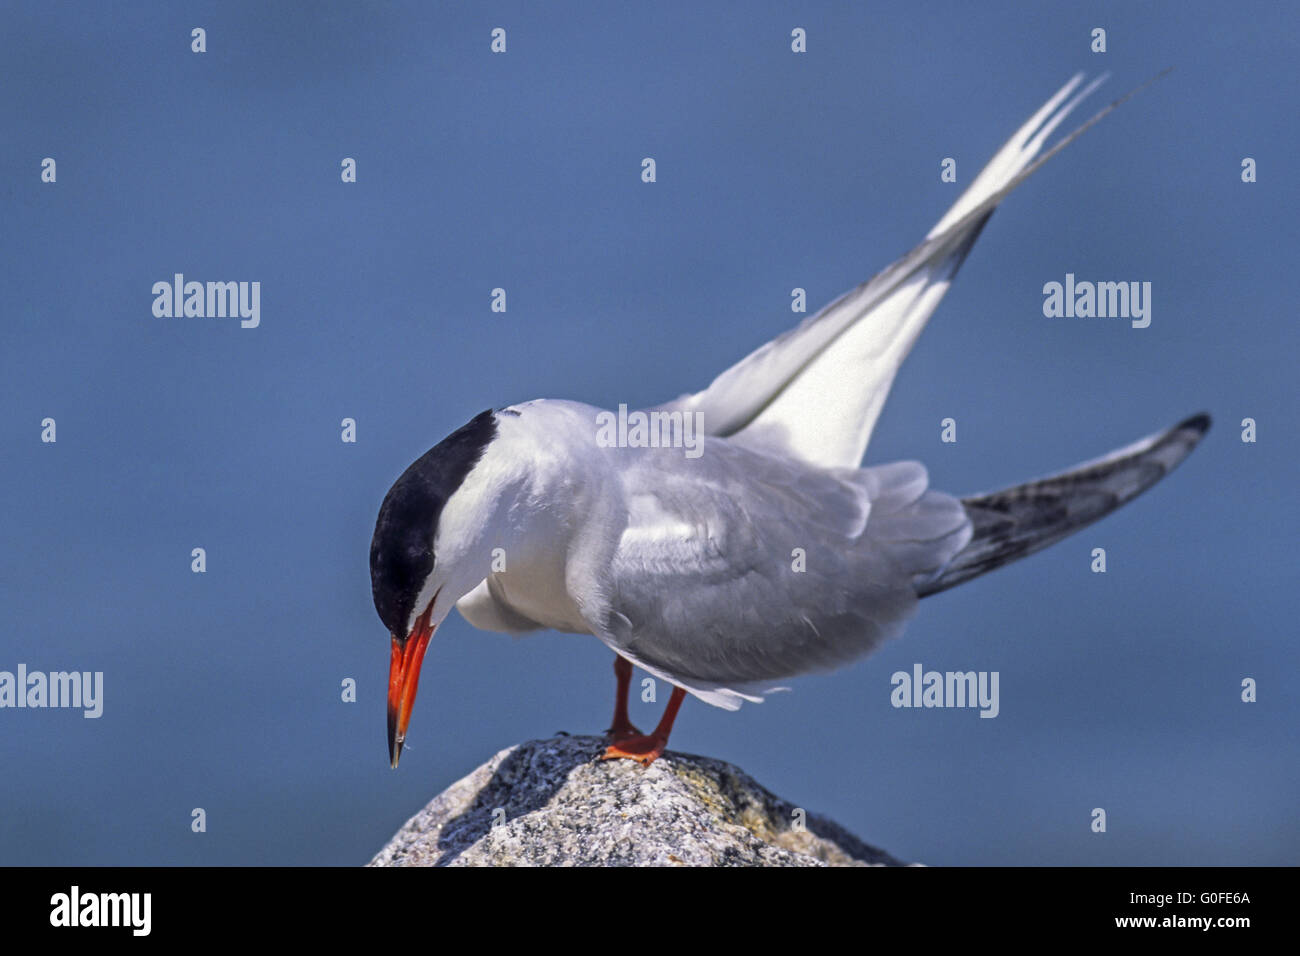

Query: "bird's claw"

xmin=601 ymin=734 xmax=667 ymax=767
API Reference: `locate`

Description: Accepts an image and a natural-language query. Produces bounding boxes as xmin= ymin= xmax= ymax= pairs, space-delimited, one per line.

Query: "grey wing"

xmin=918 ymin=414 xmax=1210 ymax=597
xmin=599 ymin=445 xmax=971 ymax=709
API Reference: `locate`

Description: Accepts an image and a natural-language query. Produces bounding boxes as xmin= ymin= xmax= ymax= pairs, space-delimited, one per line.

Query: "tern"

xmin=371 ymin=73 xmax=1208 ymax=768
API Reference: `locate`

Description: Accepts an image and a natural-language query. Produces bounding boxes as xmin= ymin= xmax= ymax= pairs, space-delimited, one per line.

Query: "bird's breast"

xmin=488 ymin=551 xmax=590 ymax=635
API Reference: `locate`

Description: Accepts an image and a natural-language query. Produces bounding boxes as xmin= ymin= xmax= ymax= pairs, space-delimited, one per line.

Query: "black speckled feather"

xmin=918 ymin=414 xmax=1211 ymax=597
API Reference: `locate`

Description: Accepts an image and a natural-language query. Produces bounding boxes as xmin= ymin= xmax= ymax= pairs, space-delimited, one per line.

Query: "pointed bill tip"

xmin=387 ymin=699 xmax=404 ymax=769
xmin=386 ymin=601 xmax=436 ymax=771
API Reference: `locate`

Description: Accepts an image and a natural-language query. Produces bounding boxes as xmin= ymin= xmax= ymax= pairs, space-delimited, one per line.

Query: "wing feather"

xmin=596 ymin=444 xmax=969 ymax=708
xmin=648 ymin=73 xmax=1158 ymax=469
xmin=918 ymin=413 xmax=1210 ymax=596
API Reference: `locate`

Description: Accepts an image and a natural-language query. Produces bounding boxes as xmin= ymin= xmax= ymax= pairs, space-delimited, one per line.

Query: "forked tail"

xmin=917 ymin=414 xmax=1210 ymax=597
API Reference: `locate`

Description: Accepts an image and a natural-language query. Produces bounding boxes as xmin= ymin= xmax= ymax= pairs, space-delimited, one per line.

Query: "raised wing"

xmin=649 ymin=73 xmax=1145 ymax=470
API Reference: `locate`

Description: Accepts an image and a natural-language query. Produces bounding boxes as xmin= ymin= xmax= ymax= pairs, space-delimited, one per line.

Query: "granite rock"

xmin=369 ymin=734 xmax=906 ymax=867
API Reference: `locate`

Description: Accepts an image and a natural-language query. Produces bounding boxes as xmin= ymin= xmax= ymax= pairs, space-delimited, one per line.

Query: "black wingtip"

xmin=1177 ymin=412 xmax=1212 ymax=436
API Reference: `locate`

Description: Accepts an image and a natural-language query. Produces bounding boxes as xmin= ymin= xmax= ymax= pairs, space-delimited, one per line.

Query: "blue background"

xmin=2 ymin=1 xmax=1296 ymax=866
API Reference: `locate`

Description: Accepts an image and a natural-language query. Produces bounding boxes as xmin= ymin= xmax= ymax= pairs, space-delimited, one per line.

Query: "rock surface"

xmin=369 ymin=734 xmax=906 ymax=867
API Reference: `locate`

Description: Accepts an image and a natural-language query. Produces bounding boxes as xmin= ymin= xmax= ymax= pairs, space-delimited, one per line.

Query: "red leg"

xmin=606 ymin=655 xmax=641 ymax=742
xmin=602 ymin=686 xmax=686 ymax=767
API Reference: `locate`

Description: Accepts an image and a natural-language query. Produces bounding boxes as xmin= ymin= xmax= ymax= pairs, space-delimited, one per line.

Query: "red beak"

xmin=387 ymin=597 xmax=437 ymax=768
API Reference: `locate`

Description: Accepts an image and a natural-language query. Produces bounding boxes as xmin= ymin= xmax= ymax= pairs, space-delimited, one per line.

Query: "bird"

xmin=370 ymin=73 xmax=1208 ymax=769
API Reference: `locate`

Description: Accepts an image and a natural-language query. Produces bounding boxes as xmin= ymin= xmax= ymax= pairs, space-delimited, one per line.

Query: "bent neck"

xmin=434 ymin=402 xmax=616 ymax=612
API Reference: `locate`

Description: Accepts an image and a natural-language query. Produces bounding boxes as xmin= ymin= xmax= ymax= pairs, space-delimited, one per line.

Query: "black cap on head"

xmin=370 ymin=409 xmax=497 ymax=638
